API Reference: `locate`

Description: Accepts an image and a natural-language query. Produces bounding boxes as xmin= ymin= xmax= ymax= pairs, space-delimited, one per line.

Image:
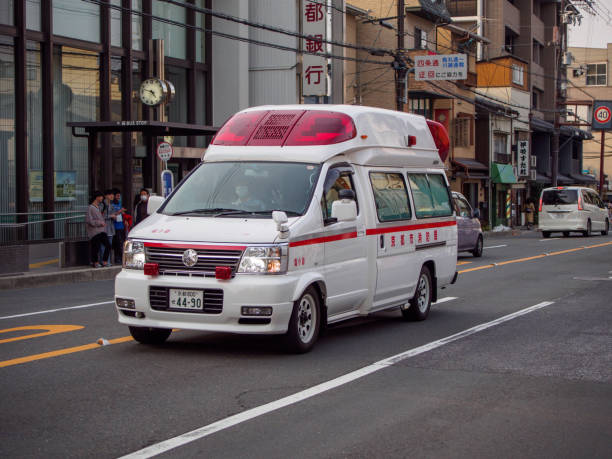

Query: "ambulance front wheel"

xmin=284 ymin=286 xmax=321 ymax=353
xmin=401 ymin=266 xmax=432 ymax=321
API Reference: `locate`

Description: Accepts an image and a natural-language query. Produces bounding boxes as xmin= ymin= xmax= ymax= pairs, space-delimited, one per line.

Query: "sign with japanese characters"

xmin=592 ymin=101 xmax=612 ymax=130
xmin=302 ymin=0 xmax=327 ymax=96
xmin=517 ymin=140 xmax=529 ymax=177
xmin=414 ymin=54 xmax=467 ymax=81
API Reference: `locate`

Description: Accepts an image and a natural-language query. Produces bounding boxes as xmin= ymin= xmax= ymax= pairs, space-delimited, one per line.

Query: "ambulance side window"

xmin=320 ymin=168 xmax=358 ymax=223
xmin=369 ymin=172 xmax=412 ymax=222
xmin=408 ymin=173 xmax=453 ymax=218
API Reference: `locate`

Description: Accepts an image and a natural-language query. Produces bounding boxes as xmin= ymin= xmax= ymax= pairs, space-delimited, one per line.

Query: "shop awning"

xmin=535 ymin=173 xmax=551 ymax=183
xmin=452 ymin=157 xmax=488 ymax=172
xmin=569 ymin=172 xmax=598 ymax=184
xmin=530 ymin=118 xmax=554 ymax=133
xmin=491 ymin=163 xmax=517 ymax=184
xmin=557 ymin=173 xmax=573 ymax=185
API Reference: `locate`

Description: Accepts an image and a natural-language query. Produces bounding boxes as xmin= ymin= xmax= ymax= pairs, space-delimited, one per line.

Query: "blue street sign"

xmin=161 ymin=169 xmax=174 ymax=198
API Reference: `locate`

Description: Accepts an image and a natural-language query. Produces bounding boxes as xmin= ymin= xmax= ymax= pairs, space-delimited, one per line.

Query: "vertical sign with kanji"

xmin=302 ymin=0 xmax=327 ymax=96
xmin=517 ymin=140 xmax=529 ymax=177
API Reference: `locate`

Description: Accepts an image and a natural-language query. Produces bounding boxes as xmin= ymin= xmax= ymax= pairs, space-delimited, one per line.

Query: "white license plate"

xmin=168 ymin=289 xmax=204 ymax=311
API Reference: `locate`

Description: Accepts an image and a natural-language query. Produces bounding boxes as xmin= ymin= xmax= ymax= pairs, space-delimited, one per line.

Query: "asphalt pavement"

xmin=0 ymin=230 xmax=610 ymax=458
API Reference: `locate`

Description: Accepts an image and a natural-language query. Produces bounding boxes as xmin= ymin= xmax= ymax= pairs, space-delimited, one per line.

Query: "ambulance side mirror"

xmin=331 ymin=189 xmax=357 ymax=222
xmin=147 ymin=195 xmax=165 ymax=215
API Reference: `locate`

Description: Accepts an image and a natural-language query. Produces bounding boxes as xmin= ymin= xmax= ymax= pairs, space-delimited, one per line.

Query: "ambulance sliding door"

xmin=369 ymin=171 xmax=418 ymax=308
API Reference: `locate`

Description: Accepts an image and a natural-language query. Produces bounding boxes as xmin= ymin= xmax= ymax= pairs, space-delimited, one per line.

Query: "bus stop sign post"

xmin=157 ymin=141 xmax=174 ymax=197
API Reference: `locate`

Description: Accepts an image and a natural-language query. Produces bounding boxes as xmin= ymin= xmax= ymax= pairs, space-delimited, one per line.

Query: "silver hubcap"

xmin=416 ymin=274 xmax=430 ymax=313
xmin=297 ymin=293 xmax=316 ymax=343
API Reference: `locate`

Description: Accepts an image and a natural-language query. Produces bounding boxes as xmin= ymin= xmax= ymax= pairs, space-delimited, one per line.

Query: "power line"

xmin=82 ymin=0 xmax=392 ymax=65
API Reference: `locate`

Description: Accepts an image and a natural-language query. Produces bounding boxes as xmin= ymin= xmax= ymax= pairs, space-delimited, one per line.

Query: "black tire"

xmin=284 ymin=286 xmax=320 ymax=353
xmin=129 ymin=326 xmax=172 ymax=345
xmin=401 ymin=266 xmax=432 ymax=321
xmin=472 ymin=235 xmax=483 ymax=258
xmin=602 ymin=220 xmax=609 ymax=236
xmin=583 ymin=220 xmax=592 ymax=237
xmin=542 ymin=231 xmax=551 ymax=238
xmin=563 ymin=231 xmax=570 ymax=237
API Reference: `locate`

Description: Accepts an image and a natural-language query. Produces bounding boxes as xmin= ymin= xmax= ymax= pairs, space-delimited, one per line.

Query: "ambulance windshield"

xmin=161 ymin=161 xmax=321 ymax=218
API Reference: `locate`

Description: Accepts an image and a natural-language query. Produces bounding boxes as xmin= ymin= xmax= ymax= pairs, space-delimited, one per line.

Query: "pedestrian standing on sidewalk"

xmin=86 ymin=191 xmax=110 ymax=268
xmin=134 ymin=188 xmax=150 ymax=225
xmin=111 ymin=188 xmax=127 ymax=264
xmin=100 ymin=189 xmax=120 ymax=265
xmin=525 ymin=200 xmax=535 ymax=230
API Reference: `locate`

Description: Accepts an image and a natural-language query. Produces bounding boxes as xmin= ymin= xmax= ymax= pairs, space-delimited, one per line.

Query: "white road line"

xmin=483 ymin=244 xmax=507 ymax=249
xmin=0 ymin=301 xmax=114 ymax=320
xmin=120 ymin=300 xmax=555 ymax=459
xmin=539 ymin=238 xmax=562 ymax=241
xmin=432 ymin=296 xmax=457 ymax=305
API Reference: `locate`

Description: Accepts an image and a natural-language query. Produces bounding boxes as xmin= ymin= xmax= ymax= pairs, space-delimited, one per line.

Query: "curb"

xmin=0 ymin=266 xmax=122 ymax=290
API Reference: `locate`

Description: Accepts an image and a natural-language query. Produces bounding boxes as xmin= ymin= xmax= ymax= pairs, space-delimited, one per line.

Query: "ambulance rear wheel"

xmin=284 ymin=286 xmax=320 ymax=353
xmin=129 ymin=326 xmax=171 ymax=345
xmin=402 ymin=266 xmax=432 ymax=321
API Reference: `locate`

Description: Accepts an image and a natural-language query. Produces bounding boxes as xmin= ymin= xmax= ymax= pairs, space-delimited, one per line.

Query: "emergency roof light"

xmin=212 ymin=110 xmax=357 ymax=147
xmin=426 ymin=119 xmax=450 ymax=163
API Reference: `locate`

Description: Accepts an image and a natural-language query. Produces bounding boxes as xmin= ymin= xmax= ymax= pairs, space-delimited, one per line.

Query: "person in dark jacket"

xmin=134 ymin=188 xmax=150 ymax=225
xmin=86 ymin=191 xmax=111 ymax=267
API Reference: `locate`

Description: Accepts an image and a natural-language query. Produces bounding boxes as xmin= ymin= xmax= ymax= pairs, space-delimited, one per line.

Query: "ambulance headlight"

xmin=123 ymin=240 xmax=145 ymax=270
xmin=238 ymin=245 xmax=287 ymax=274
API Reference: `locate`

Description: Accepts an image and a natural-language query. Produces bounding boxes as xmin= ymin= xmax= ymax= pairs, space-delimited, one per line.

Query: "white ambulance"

xmin=115 ymin=105 xmax=458 ymax=352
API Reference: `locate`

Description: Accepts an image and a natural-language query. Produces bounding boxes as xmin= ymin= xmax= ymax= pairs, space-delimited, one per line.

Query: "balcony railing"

xmin=447 ymin=0 xmax=477 ymax=17
xmin=494 ymin=153 xmax=512 ymax=164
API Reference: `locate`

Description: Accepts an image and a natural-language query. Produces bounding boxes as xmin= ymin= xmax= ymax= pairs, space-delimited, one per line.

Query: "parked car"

xmin=538 ymin=186 xmax=610 ymax=238
xmin=452 ymin=191 xmax=483 ymax=257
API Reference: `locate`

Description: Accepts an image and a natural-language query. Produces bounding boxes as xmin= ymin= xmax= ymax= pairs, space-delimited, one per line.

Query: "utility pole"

xmin=552 ymin=0 xmax=567 ymax=187
xmin=395 ymin=0 xmax=405 ymax=112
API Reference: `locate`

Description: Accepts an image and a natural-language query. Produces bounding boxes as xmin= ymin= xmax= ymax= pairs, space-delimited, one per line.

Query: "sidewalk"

xmin=0 ymin=265 xmax=121 ymax=290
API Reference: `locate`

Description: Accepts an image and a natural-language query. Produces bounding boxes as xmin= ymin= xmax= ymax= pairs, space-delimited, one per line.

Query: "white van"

xmin=115 ymin=105 xmax=458 ymax=352
xmin=539 ymin=186 xmax=610 ymax=237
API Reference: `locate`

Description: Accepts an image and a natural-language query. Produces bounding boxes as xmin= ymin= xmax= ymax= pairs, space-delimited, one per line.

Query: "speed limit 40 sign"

xmin=592 ymin=101 xmax=612 ymax=130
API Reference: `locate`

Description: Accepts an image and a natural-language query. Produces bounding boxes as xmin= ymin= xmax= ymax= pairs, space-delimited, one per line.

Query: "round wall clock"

xmin=139 ymin=78 xmax=168 ymax=106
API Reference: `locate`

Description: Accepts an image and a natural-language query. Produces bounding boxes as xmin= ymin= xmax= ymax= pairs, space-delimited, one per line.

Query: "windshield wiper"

xmin=171 ymin=207 xmax=242 ymax=216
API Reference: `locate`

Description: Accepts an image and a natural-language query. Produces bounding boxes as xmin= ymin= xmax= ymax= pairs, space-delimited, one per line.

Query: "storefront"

xmin=490 ymin=162 xmax=518 ymax=227
xmin=0 ymin=1 xmax=213 ymax=241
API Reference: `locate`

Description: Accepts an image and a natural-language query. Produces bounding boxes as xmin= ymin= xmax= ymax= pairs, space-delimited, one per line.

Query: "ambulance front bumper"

xmin=114 ymin=269 xmax=298 ymax=334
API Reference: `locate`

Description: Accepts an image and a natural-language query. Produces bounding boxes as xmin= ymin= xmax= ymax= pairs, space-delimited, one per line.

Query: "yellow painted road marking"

xmin=0 ymin=335 xmax=133 ymax=368
xmin=0 ymin=325 xmax=83 ymax=344
xmin=456 ymin=261 xmax=472 ymax=266
xmin=459 ymin=241 xmax=612 ymax=274
xmin=29 ymin=258 xmax=59 ymax=269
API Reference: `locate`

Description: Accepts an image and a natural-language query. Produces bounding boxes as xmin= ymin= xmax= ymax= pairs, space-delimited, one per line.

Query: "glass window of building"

xmin=53 ymin=47 xmax=100 ymax=234
xmin=153 ymin=0 xmax=187 ymax=59
xmin=196 ymin=0 xmax=206 ymax=63
xmin=27 ymin=0 xmax=41 ymax=31
xmin=132 ymin=0 xmax=142 ymax=51
xmin=586 ymin=63 xmax=607 ymax=86
xmin=53 ymin=0 xmax=101 ymax=43
xmin=0 ymin=37 xmax=15 ymax=238
xmin=0 ymin=1 xmax=13 ymax=26
xmin=111 ymin=0 xmax=122 ymax=47
xmin=26 ymin=42 xmax=43 ymax=236
xmin=195 ymin=70 xmax=207 ymax=147
xmin=166 ymin=65 xmax=187 ymax=146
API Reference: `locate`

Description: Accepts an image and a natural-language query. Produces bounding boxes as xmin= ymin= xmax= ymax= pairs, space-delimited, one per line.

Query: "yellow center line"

xmin=0 ymin=325 xmax=83 ymax=344
xmin=0 ymin=335 xmax=133 ymax=368
xmin=456 ymin=261 xmax=472 ymax=266
xmin=29 ymin=258 xmax=59 ymax=269
xmin=459 ymin=240 xmax=612 ymax=274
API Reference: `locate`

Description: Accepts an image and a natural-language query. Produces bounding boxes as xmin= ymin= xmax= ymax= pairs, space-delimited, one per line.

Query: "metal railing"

xmin=0 ymin=211 xmax=87 ymax=245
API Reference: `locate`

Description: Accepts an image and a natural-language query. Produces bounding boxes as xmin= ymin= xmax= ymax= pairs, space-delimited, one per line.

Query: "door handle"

xmin=380 ymin=235 xmax=385 ymax=249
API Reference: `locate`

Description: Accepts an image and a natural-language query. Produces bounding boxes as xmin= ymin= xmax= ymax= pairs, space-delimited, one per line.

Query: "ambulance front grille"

xmin=145 ymin=246 xmax=243 ymax=277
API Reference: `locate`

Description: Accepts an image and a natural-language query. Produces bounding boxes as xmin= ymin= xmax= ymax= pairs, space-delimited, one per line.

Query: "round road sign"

xmin=157 ymin=141 xmax=173 ymax=162
xmin=594 ymin=106 xmax=611 ymax=124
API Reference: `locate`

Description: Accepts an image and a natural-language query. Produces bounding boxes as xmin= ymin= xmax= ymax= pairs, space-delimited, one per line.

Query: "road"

xmin=1 ymin=231 xmax=611 ymax=458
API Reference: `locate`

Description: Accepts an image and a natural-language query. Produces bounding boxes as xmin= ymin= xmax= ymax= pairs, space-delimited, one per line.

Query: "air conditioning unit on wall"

xmin=530 ymin=169 xmax=537 ymax=180
xmin=530 ymin=156 xmax=537 ymax=167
